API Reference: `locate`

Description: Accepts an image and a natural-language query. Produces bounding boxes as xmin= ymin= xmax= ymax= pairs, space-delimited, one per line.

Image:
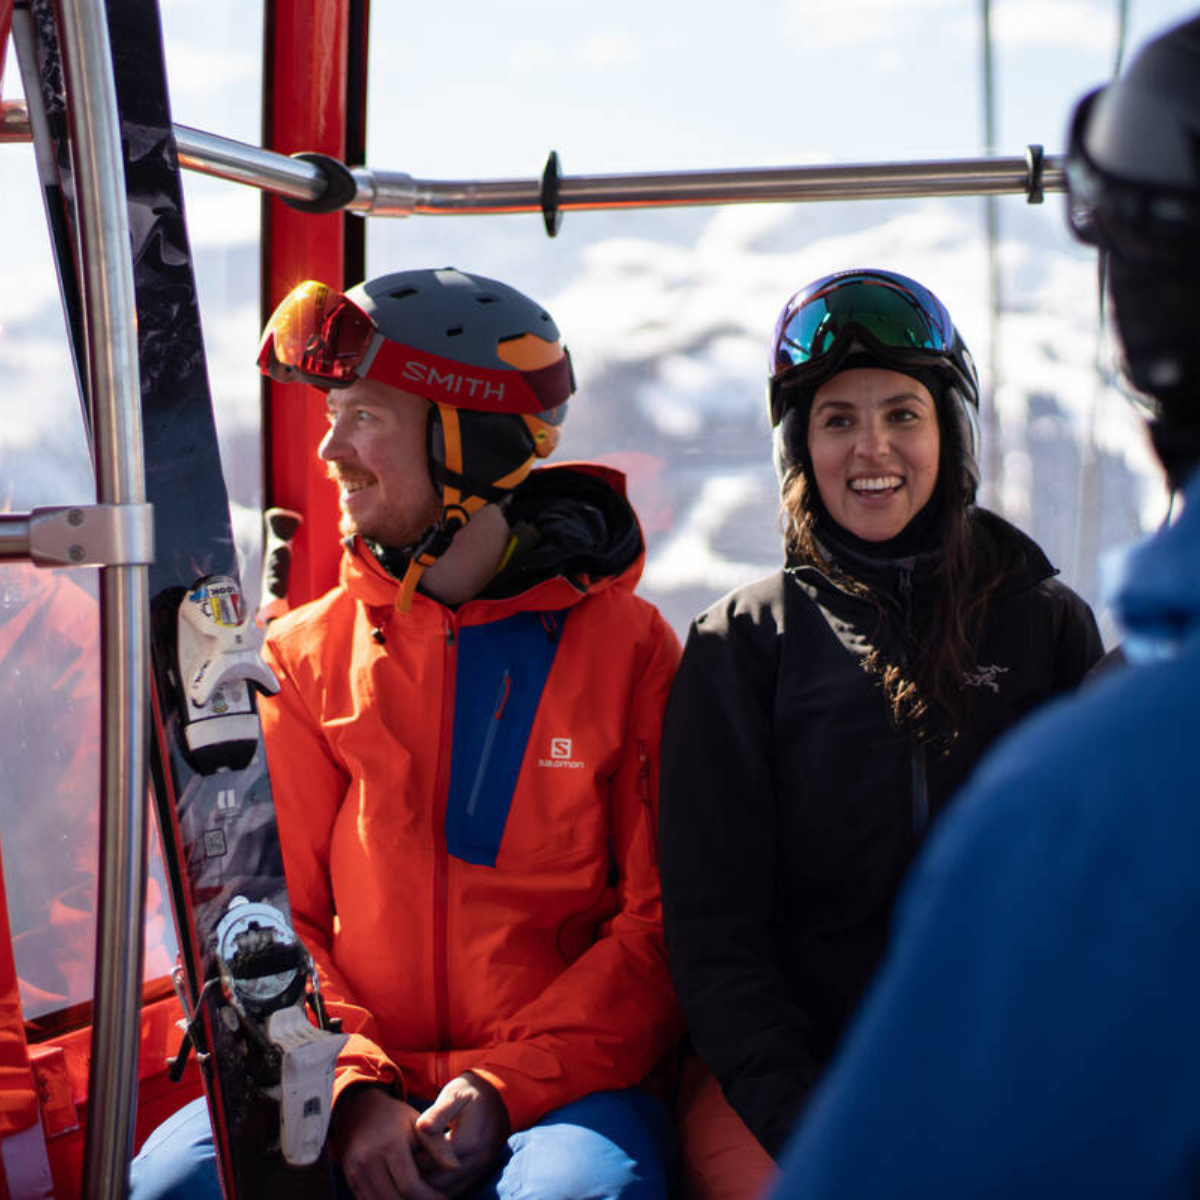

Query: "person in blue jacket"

xmin=771 ymin=14 xmax=1200 ymax=1198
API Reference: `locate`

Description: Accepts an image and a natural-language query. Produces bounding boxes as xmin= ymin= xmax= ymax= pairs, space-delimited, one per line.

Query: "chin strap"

xmin=393 ymin=498 xmax=494 ymax=614
xmin=394 ymin=514 xmax=463 ymax=614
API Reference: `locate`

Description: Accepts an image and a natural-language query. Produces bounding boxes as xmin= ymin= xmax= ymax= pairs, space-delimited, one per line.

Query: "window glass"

xmin=0 ymin=1 xmax=263 ymax=1023
xmin=364 ymin=1 xmax=1193 ymax=641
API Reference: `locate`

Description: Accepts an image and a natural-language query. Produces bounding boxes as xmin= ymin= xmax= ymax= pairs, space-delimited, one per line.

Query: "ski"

xmin=18 ymin=2 xmax=343 ymax=1195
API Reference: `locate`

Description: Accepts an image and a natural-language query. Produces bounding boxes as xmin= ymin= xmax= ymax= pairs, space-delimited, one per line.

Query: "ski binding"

xmin=177 ymin=574 xmax=279 ymax=771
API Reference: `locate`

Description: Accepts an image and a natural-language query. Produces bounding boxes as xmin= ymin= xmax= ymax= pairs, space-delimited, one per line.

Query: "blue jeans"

xmin=129 ymin=1088 xmax=674 ymax=1199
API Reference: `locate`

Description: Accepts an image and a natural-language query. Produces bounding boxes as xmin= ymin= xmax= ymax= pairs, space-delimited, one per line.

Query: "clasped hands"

xmin=333 ymin=1070 xmax=511 ymax=1200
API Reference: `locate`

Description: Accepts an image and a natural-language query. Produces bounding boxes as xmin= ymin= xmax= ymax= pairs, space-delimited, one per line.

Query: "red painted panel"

xmin=0 ymin=836 xmax=54 ymax=1197
xmin=0 ymin=1 xmax=13 ymax=101
xmin=261 ymin=0 xmax=366 ymax=608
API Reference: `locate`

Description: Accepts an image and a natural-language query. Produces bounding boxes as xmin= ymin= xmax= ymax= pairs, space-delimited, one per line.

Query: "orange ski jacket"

xmin=260 ymin=464 xmax=683 ymax=1132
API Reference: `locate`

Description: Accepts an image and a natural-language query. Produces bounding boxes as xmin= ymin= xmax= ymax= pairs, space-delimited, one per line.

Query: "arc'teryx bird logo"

xmin=962 ymin=663 xmax=1009 ymax=693
xmin=538 ymin=737 xmax=585 ymax=769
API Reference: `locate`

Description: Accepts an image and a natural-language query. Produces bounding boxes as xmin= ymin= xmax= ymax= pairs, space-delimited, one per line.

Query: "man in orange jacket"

xmin=131 ymin=268 xmax=682 ymax=1200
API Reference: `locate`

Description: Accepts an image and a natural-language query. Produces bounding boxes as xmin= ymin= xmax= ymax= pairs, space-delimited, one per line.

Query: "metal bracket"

xmin=541 ymin=150 xmax=562 ymax=237
xmin=283 ymin=152 xmax=360 ymax=214
xmin=1025 ymin=144 xmax=1045 ymax=204
xmin=0 ymin=503 xmax=154 ymax=567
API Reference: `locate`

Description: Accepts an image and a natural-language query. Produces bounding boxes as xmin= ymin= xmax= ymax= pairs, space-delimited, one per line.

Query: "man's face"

xmin=319 ymin=378 xmax=441 ymax=546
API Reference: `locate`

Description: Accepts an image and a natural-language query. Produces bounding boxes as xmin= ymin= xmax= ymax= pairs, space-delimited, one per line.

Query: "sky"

xmin=141 ymin=1 xmax=1200 ymax=206
xmin=7 ymin=0 xmax=1199 ymax=342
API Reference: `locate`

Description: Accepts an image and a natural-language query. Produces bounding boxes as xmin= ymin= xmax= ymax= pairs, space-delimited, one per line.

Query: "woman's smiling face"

xmin=806 ymin=367 xmax=941 ymax=542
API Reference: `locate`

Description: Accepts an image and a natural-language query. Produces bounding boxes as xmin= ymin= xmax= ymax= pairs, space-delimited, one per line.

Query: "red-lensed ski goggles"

xmin=258 ymin=280 xmax=572 ymax=416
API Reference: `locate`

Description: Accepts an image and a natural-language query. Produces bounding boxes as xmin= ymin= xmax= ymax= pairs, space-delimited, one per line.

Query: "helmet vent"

xmin=474 ymin=295 xmax=497 ymax=305
xmin=388 ymin=287 xmax=418 ymax=300
xmin=446 ymin=326 xmax=464 ymax=336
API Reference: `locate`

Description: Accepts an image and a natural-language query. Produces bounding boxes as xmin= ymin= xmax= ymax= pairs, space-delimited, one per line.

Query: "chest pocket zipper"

xmin=465 ymin=671 xmax=511 ymax=818
xmin=444 ymin=610 xmax=568 ymax=867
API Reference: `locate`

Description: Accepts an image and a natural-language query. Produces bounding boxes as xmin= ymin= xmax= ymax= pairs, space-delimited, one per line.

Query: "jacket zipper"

xmin=894 ymin=560 xmax=930 ymax=836
xmin=432 ymin=616 xmax=457 ymax=1087
xmin=910 ymin=741 xmax=929 ymax=835
xmin=636 ymin=739 xmax=656 ymax=851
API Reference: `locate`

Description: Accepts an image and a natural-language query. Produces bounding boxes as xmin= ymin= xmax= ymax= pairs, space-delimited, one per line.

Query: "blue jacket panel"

xmin=773 ymin=470 xmax=1200 ymax=1198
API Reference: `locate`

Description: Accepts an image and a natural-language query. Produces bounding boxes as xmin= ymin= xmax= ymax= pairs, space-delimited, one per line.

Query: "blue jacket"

xmin=773 ymin=470 xmax=1200 ymax=1199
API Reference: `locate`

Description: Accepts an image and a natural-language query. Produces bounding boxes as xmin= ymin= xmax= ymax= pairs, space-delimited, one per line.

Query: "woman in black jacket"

xmin=658 ymin=268 xmax=1103 ymax=1199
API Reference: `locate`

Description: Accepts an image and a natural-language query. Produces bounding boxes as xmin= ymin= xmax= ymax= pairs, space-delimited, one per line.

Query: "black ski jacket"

xmin=658 ymin=509 xmax=1102 ymax=1156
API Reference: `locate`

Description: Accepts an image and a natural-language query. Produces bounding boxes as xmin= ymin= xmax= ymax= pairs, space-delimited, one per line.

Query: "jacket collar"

xmin=340 ymin=462 xmax=645 ymax=635
xmin=1107 ymin=467 xmax=1200 ymax=663
xmin=793 ymin=507 xmax=1058 ymax=604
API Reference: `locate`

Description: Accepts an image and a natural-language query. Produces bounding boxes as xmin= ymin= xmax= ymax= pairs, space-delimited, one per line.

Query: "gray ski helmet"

xmin=258 ymin=267 xmax=576 ymax=609
xmin=768 ymin=269 xmax=981 ymax=499
xmin=346 ymin=267 xmax=575 ymax=513
xmin=260 ymin=268 xmax=574 ymax=508
xmin=1066 ymin=16 xmax=1200 ymax=486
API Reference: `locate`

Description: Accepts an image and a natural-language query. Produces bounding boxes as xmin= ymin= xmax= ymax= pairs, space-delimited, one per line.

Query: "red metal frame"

xmin=0 ymin=851 xmax=51 ymax=1198
xmin=0 ymin=2 xmax=12 ymax=99
xmin=261 ymin=0 xmax=370 ymax=609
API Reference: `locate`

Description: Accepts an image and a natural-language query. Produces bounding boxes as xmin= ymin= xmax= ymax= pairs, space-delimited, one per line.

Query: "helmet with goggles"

xmin=1065 ymin=16 xmax=1200 ymax=488
xmin=1065 ymin=16 xmax=1200 ymax=261
xmin=768 ymin=268 xmax=981 ymax=496
xmin=259 ymin=267 xmax=575 ymax=609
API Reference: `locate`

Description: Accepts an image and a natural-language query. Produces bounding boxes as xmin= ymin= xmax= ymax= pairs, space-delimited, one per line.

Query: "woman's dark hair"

xmin=781 ymin=390 xmax=1002 ymax=743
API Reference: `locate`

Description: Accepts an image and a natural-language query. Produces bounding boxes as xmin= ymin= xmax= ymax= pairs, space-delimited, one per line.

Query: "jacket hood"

xmin=340 ymin=462 xmax=646 ymax=623
xmin=484 ymin=462 xmax=644 ymax=599
xmin=1108 ymin=468 xmax=1200 ymax=661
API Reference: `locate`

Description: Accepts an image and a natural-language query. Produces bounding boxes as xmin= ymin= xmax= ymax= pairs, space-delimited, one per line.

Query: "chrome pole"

xmin=389 ymin=155 xmax=1063 ymax=217
xmin=1 ymin=101 xmax=1064 ymax=216
xmin=52 ymin=1 xmax=151 ymax=1197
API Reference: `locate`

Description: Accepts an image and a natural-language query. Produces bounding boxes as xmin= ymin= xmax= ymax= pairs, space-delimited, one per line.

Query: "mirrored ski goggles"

xmin=258 ymin=280 xmax=573 ymax=414
xmin=767 ymin=270 xmax=962 ymax=426
xmin=258 ymin=281 xmax=376 ymax=387
xmin=1065 ymin=88 xmax=1200 ymax=258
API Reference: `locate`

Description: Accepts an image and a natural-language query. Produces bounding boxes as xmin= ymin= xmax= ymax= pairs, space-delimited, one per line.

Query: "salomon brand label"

xmin=538 ymin=737 xmax=585 ymax=770
xmin=401 ymin=360 xmax=505 ymax=402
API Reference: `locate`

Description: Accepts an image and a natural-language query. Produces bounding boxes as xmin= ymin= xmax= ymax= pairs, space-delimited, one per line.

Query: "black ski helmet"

xmin=767 ymin=269 xmax=981 ymax=499
xmin=259 ymin=267 xmax=575 ymax=608
xmin=1066 ymin=15 xmax=1200 ymax=488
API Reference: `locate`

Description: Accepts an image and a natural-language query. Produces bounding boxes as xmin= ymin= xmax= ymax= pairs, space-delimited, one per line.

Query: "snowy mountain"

xmin=0 ymin=190 xmax=1166 ymax=645
xmin=540 ymin=197 xmax=1162 ymax=638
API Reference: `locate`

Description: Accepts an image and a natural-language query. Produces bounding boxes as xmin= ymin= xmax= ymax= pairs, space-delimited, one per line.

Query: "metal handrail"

xmin=1 ymin=99 xmax=1061 ymax=218
xmin=13 ymin=3 xmax=153 ymax=1197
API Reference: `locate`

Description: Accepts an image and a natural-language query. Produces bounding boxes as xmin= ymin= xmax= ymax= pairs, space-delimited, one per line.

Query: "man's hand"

xmin=413 ymin=1072 xmax=512 ymax=1196
xmin=333 ymin=1087 xmax=453 ymax=1200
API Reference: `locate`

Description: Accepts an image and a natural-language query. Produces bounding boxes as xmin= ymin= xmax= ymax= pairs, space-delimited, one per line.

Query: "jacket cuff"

xmin=331 ymin=1033 xmax=406 ymax=1109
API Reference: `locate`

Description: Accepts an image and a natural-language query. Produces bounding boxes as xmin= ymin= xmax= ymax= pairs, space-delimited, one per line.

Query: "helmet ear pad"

xmin=940 ymin=385 xmax=981 ymax=502
xmin=427 ymin=404 xmax=539 ymax=508
xmin=773 ymin=402 xmax=810 ymax=481
xmin=1108 ymin=253 xmax=1200 ymax=406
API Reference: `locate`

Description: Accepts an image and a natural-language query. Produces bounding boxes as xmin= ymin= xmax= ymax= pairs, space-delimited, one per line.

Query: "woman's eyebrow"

xmin=811 ymin=397 xmax=856 ymax=414
xmin=880 ymin=391 xmax=931 ymax=406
